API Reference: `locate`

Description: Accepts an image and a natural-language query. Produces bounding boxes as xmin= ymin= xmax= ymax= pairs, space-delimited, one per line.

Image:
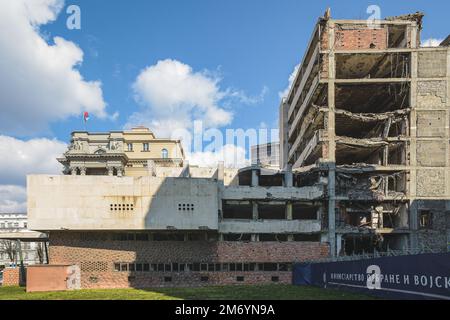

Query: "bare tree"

xmin=36 ymin=242 xmax=45 ymax=264
xmin=0 ymin=240 xmax=17 ymax=263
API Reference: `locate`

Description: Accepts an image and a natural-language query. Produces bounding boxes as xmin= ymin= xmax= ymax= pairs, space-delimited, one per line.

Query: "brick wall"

xmin=2 ymin=267 xmax=21 ymax=286
xmin=335 ymin=27 xmax=387 ymax=50
xmin=48 ymin=231 xmax=329 ymax=288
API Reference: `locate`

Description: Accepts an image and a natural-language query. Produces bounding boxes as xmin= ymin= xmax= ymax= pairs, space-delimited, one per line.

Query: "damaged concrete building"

xmin=279 ymin=11 xmax=450 ymax=256
xmin=25 ymin=11 xmax=450 ymax=289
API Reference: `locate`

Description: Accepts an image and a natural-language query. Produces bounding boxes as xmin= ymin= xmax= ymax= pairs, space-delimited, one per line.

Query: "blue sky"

xmin=36 ymin=0 xmax=450 ymax=141
xmin=0 ymin=0 xmax=448 ymax=212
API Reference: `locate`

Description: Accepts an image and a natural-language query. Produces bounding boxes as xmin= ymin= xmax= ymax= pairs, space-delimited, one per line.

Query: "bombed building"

xmin=279 ymin=11 xmax=450 ymax=256
xmin=25 ymin=11 xmax=450 ymax=289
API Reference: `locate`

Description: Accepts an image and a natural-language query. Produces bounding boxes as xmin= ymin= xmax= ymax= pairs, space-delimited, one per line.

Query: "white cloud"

xmin=421 ymin=38 xmax=443 ymax=47
xmin=0 ymin=185 xmax=27 ymax=213
xmin=127 ymin=59 xmax=265 ymax=138
xmin=0 ymin=0 xmax=107 ymax=135
xmin=188 ymin=144 xmax=249 ymax=169
xmin=0 ymin=135 xmax=66 ymax=186
xmin=127 ymin=59 xmax=233 ymax=137
xmin=0 ymin=135 xmax=66 ymax=213
xmin=279 ymin=64 xmax=300 ymax=99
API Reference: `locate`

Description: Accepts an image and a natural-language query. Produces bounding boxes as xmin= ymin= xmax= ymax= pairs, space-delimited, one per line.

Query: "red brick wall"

xmin=2 ymin=268 xmax=21 ymax=286
xmin=335 ymin=28 xmax=387 ymax=50
xmin=48 ymin=232 xmax=329 ymax=289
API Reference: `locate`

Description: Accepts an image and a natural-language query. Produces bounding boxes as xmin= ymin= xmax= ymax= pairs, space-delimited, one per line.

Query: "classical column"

xmin=116 ymin=167 xmax=123 ymax=177
xmin=70 ymin=167 xmax=78 ymax=175
xmin=107 ymin=167 xmax=114 ymax=176
xmin=79 ymin=167 xmax=86 ymax=176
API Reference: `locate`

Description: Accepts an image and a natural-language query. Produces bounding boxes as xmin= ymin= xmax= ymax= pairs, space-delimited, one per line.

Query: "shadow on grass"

xmin=0 ymin=285 xmax=376 ymax=300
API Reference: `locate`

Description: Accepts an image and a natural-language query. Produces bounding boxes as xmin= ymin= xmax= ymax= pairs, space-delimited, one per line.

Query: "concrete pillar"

xmin=284 ymin=164 xmax=293 ymax=187
xmin=252 ymin=202 xmax=258 ymax=220
xmin=251 ymin=234 xmax=258 ymax=242
xmin=217 ymin=161 xmax=224 ymax=182
xmin=251 ymin=168 xmax=259 ymax=187
xmin=182 ymin=160 xmax=190 ymax=178
xmin=336 ymin=234 xmax=342 ymax=256
xmin=328 ymin=164 xmax=336 ymax=258
xmin=286 ymin=202 xmax=293 ymax=220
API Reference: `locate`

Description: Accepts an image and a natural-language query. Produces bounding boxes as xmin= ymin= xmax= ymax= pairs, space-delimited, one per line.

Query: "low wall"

xmin=26 ymin=265 xmax=80 ymax=292
xmin=293 ymin=253 xmax=450 ymax=300
xmin=2 ymin=268 xmax=21 ymax=286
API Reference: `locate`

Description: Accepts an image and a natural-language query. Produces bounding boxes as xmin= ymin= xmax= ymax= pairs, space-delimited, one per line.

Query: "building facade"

xmin=26 ymin=12 xmax=450 ymax=289
xmin=58 ymin=126 xmax=184 ymax=177
xmin=0 ymin=213 xmax=44 ymax=267
xmin=251 ymin=142 xmax=280 ymax=168
xmin=279 ymin=11 xmax=450 ymax=256
xmin=28 ymin=162 xmax=329 ymax=288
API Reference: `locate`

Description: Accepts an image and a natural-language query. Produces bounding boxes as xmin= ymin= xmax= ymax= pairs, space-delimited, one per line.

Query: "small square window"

xmin=271 ymin=276 xmax=279 ymax=282
xmin=136 ymin=263 xmax=143 ymax=272
xmin=200 ymin=276 xmax=209 ymax=282
xmin=164 ymin=276 xmax=172 ymax=282
xmin=236 ymin=276 xmax=244 ymax=282
xmin=143 ymin=143 xmax=149 ymax=152
xmin=114 ymin=263 xmax=121 ymax=272
xmin=120 ymin=263 xmax=128 ymax=272
xmin=128 ymin=263 xmax=136 ymax=272
xmin=143 ymin=263 xmax=150 ymax=272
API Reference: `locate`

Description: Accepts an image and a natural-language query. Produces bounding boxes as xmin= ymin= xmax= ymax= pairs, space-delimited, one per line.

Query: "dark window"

xmin=164 ymin=276 xmax=172 ymax=282
xmin=136 ymin=233 xmax=149 ymax=241
xmin=157 ymin=264 xmax=164 ymax=272
xmin=263 ymin=263 xmax=277 ymax=271
xmin=164 ymin=264 xmax=171 ymax=272
xmin=200 ymin=276 xmax=209 ymax=282
xmin=192 ymin=263 xmax=200 ymax=272
xmin=127 ymin=233 xmax=135 ymax=241
xmin=201 ymin=263 xmax=208 ymax=271
xmin=172 ymin=263 xmax=179 ymax=272
xmin=128 ymin=263 xmax=136 ymax=272
xmin=135 ymin=263 xmax=143 ymax=272
xmin=236 ymin=276 xmax=244 ymax=282
xmin=419 ymin=210 xmax=433 ymax=229
xmin=271 ymin=276 xmax=279 ymax=282
xmin=114 ymin=263 xmax=121 ymax=272
xmin=208 ymin=264 xmax=215 ymax=271
xmin=143 ymin=263 xmax=150 ymax=272
xmin=120 ymin=263 xmax=128 ymax=272
xmin=215 ymin=263 xmax=221 ymax=271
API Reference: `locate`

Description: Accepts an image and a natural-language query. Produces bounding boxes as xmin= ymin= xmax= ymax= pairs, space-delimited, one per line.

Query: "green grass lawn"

xmin=0 ymin=285 xmax=375 ymax=300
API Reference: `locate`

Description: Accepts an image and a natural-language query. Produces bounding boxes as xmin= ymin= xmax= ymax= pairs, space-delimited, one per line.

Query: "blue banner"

xmin=293 ymin=253 xmax=450 ymax=300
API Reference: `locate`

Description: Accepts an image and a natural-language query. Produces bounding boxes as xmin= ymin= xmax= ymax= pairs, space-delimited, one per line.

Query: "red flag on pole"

xmin=83 ymin=112 xmax=89 ymax=122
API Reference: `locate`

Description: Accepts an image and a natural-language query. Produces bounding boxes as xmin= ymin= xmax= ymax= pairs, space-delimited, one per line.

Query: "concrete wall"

xmin=28 ymin=175 xmax=219 ymax=231
xmin=219 ymin=220 xmax=321 ymax=234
